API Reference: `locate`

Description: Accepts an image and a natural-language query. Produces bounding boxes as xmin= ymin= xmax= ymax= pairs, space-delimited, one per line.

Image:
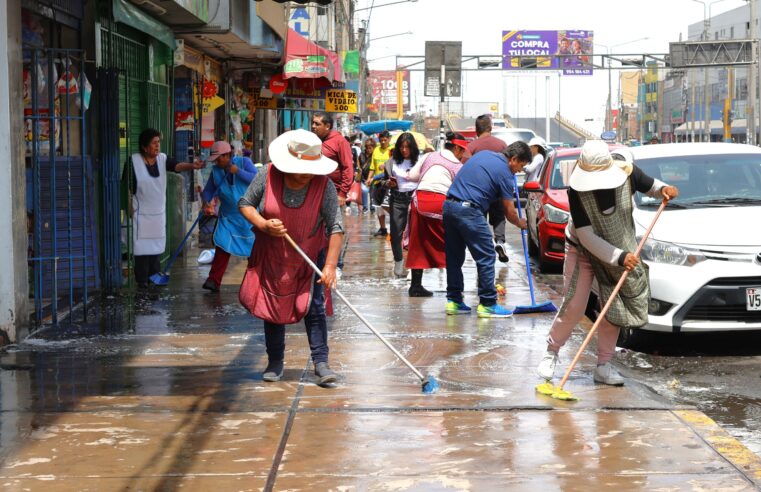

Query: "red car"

xmin=523 ymin=148 xmax=576 ymax=271
xmin=524 ymin=145 xmax=621 ymax=271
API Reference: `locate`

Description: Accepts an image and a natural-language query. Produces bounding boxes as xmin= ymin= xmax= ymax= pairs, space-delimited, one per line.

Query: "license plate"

xmin=747 ymin=288 xmax=761 ymax=311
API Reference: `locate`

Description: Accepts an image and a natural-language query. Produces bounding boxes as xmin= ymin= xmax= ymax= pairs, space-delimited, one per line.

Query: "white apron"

xmin=131 ymin=153 xmax=167 ymax=256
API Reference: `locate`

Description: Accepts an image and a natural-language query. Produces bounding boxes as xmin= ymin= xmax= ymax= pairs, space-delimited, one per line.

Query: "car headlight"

xmin=543 ymin=203 xmax=569 ymax=224
xmin=638 ymin=238 xmax=706 ymax=266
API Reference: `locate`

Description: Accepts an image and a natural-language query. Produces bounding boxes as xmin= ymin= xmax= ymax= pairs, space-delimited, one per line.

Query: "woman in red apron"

xmin=403 ymin=132 xmax=468 ymax=297
xmin=238 ymin=129 xmax=344 ymax=386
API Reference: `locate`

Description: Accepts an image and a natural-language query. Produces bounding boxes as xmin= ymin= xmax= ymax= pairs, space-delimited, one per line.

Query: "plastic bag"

xmin=76 ymin=72 xmax=92 ymax=111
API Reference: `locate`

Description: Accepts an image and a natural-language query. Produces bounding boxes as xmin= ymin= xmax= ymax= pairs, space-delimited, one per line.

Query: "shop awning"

xmin=283 ymin=28 xmax=343 ymax=83
xmin=113 ymin=0 xmax=175 ymax=49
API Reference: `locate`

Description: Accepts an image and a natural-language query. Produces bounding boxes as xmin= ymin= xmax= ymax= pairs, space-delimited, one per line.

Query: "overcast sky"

xmin=355 ymin=0 xmax=748 ymax=135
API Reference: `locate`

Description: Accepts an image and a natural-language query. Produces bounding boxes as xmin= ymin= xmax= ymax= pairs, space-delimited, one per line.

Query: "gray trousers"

xmin=488 ymin=201 xmax=506 ymax=243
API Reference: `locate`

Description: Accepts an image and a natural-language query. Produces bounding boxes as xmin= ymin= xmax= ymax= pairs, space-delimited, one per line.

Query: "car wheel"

xmin=527 ymin=224 xmax=539 ymax=257
xmin=537 ymin=237 xmax=552 ymax=273
xmin=616 ymin=327 xmax=654 ymax=351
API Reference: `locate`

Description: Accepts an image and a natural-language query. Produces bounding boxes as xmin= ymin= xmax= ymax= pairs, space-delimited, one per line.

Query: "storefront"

xmin=21 ymin=0 xmax=97 ymax=325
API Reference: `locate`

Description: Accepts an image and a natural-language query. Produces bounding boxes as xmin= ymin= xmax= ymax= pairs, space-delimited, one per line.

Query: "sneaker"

xmin=593 ymin=362 xmax=625 ymax=386
xmin=314 ymin=362 xmax=338 ymax=385
xmin=476 ymin=304 xmax=514 ymax=318
xmin=536 ymin=350 xmax=559 ymax=380
xmin=393 ymin=260 xmax=406 ymax=278
xmin=373 ymin=228 xmax=388 ymax=237
xmin=409 ymin=285 xmax=433 ymax=297
xmin=495 ymin=242 xmax=509 ymax=263
xmin=262 ymin=360 xmax=284 ymax=382
xmin=202 ymin=278 xmax=219 ymax=292
xmin=446 ymin=300 xmax=472 ymax=315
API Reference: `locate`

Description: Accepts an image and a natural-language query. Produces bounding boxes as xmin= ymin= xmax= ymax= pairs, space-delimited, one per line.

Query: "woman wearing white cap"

xmin=238 ymin=129 xmax=343 ymax=386
xmin=524 ymin=136 xmax=548 ymax=183
xmin=536 ymin=140 xmax=678 ymax=386
xmin=200 ymin=140 xmax=258 ymax=292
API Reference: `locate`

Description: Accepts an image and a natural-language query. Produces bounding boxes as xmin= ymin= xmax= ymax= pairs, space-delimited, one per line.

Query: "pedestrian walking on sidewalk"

xmin=378 ymin=132 xmax=420 ymax=279
xmin=123 ymin=128 xmax=204 ymax=288
xmin=366 ymin=130 xmax=392 ymax=237
xmin=238 ymin=129 xmax=344 ymax=385
xmin=358 ymin=137 xmax=376 ymax=213
xmin=443 ymin=142 xmax=530 ymax=318
xmin=536 ymin=141 xmax=679 ymax=385
xmin=200 ymin=141 xmax=257 ymax=292
xmin=312 ymin=112 xmax=354 ymax=277
xmin=466 ymin=114 xmax=511 ymax=264
xmin=403 ymin=132 xmax=468 ymax=297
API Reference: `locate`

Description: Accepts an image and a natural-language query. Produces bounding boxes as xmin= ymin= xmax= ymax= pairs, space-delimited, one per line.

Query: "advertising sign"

xmin=250 ymin=88 xmax=277 ymax=110
xmin=369 ymin=70 xmax=410 ymax=112
xmin=325 ymin=90 xmax=358 ymax=114
xmin=502 ymin=30 xmax=593 ymax=76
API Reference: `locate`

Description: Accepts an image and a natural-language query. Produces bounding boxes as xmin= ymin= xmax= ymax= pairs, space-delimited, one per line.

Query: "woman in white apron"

xmin=200 ymin=141 xmax=257 ymax=292
xmin=124 ymin=128 xmax=203 ymax=287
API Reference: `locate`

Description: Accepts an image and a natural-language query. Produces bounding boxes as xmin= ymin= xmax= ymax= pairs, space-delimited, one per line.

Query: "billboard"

xmin=502 ymin=30 xmax=593 ymax=76
xmin=369 ymin=70 xmax=410 ymax=113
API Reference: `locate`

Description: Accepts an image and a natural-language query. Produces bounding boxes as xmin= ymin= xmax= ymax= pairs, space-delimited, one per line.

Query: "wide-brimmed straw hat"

xmin=569 ymin=140 xmax=633 ymax=192
xmin=268 ymin=129 xmax=337 ymax=175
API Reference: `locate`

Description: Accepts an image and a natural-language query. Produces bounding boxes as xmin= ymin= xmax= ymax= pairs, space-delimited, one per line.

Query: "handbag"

xmin=347 ymin=181 xmax=362 ymax=205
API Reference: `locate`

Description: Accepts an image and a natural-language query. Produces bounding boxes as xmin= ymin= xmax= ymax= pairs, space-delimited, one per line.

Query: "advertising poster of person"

xmin=558 ymin=30 xmax=594 ymax=76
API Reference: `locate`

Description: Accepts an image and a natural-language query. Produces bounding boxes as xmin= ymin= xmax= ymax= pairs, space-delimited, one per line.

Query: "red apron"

xmin=239 ymin=165 xmax=328 ymax=324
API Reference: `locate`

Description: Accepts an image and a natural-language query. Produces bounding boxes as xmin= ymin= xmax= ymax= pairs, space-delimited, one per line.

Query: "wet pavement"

xmin=1 ymin=213 xmax=761 ymax=491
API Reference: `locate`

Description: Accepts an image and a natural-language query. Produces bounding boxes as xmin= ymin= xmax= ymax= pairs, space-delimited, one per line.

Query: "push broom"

xmin=149 ymin=212 xmax=203 ymax=286
xmin=537 ymin=198 xmax=668 ymax=401
xmin=512 ymin=175 xmax=558 ymax=315
xmin=284 ymin=233 xmax=439 ymax=394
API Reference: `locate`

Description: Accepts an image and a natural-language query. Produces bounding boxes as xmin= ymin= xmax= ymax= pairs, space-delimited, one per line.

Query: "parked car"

xmin=523 ymin=148 xmax=577 ymax=271
xmin=618 ymin=143 xmax=761 ymax=340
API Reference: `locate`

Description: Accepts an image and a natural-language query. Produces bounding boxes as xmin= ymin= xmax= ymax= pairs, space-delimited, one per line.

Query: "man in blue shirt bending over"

xmin=443 ymin=141 xmax=531 ymax=317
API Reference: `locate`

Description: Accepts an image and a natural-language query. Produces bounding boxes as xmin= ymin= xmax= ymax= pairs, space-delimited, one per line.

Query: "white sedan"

xmin=616 ymin=143 xmax=761 ymax=338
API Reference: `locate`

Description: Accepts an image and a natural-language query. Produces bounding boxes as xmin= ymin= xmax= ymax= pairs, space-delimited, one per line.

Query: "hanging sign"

xmin=269 ymin=73 xmax=288 ymax=94
xmin=325 ymin=89 xmax=357 ymax=114
xmin=250 ymin=88 xmax=277 ymax=110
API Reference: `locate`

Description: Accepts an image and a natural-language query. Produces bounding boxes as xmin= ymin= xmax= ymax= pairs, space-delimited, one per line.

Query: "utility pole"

xmin=749 ymin=0 xmax=757 ymax=144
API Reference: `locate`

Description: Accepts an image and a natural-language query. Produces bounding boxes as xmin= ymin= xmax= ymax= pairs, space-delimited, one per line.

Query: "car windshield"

xmin=548 ymin=155 xmax=579 ymax=190
xmin=634 ymin=154 xmax=761 ymax=208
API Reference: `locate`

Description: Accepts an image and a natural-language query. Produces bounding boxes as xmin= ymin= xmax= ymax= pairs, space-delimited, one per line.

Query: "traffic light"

xmin=255 ymin=0 xmax=333 ymax=4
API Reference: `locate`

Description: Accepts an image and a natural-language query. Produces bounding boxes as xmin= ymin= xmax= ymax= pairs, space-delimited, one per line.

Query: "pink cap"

xmin=208 ymin=141 xmax=232 ymax=161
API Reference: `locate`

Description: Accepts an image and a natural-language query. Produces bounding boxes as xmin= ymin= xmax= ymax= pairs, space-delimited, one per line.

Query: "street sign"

xmin=325 ymin=89 xmax=358 ymax=114
xmin=424 ymin=41 xmax=462 ymax=97
xmin=669 ymin=40 xmax=756 ymax=68
xmin=601 ymin=130 xmax=616 ymax=141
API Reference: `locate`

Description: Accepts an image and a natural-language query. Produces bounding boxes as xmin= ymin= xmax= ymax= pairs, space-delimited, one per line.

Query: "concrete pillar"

xmin=0 ymin=0 xmax=29 ymax=343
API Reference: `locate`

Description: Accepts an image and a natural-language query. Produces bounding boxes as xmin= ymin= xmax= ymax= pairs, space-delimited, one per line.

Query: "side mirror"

xmin=523 ymin=181 xmax=543 ymax=192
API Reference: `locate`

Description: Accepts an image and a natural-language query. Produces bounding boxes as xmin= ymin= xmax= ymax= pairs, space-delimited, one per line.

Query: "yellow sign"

xmin=250 ymin=89 xmax=277 ymax=110
xmin=325 ymin=90 xmax=358 ymax=114
xmin=202 ymin=95 xmax=225 ymax=115
xmin=119 ymin=122 xmax=127 ymax=148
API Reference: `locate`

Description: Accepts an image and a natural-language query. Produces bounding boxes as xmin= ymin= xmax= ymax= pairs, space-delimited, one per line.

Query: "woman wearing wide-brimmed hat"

xmin=536 ymin=140 xmax=678 ymax=386
xmin=238 ymin=129 xmax=344 ymax=386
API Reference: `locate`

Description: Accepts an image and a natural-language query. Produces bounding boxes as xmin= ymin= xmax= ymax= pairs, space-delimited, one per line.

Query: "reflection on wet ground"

xmin=0 ymin=213 xmax=760 ymax=490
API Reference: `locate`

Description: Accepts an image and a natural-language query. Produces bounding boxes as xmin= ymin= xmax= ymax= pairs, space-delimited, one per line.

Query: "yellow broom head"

xmin=535 ymin=382 xmax=556 ymax=396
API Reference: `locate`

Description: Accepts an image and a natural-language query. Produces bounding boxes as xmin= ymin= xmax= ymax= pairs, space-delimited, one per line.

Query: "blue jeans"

xmin=264 ymin=251 xmax=329 ymax=364
xmin=361 ymin=183 xmax=369 ymax=211
xmin=443 ymin=200 xmax=498 ymax=306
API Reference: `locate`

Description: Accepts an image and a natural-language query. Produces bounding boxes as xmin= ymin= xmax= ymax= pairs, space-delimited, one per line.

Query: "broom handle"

xmin=283 ymin=233 xmax=426 ymax=382
xmin=556 ymin=199 xmax=667 ymax=390
xmin=513 ymin=175 xmax=536 ymax=304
